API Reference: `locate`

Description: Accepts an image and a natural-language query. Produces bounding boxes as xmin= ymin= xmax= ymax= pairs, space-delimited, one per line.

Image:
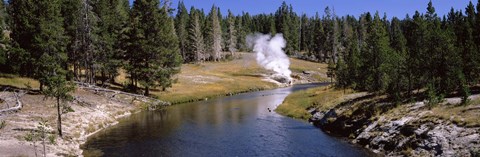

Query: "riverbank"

xmin=0 ymin=53 xmax=329 ymax=156
xmin=0 ymin=85 xmax=166 ymax=156
xmin=276 ymin=85 xmax=480 ymax=156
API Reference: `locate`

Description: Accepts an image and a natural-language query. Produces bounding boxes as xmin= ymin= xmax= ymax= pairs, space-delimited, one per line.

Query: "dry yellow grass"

xmin=278 ymin=82 xmax=480 ymax=127
xmin=0 ymin=74 xmax=40 ymax=90
xmin=276 ymin=85 xmax=356 ymax=120
xmin=152 ymin=53 xmax=329 ymax=104
xmin=0 ymin=53 xmax=329 ymax=104
xmin=425 ymin=97 xmax=480 ymax=127
xmin=290 ymin=58 xmax=329 ymax=82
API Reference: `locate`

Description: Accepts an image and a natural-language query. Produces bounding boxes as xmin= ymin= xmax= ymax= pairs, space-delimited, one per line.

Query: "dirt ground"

xmin=0 ymin=88 xmax=146 ymax=156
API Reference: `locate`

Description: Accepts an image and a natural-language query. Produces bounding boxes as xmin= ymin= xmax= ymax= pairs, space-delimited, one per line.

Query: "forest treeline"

xmin=330 ymin=1 xmax=480 ymax=104
xmin=0 ymin=0 xmax=478 ymax=103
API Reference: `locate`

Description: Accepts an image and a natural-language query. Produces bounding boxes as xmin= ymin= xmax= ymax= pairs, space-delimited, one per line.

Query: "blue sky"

xmin=129 ymin=0 xmax=477 ymax=18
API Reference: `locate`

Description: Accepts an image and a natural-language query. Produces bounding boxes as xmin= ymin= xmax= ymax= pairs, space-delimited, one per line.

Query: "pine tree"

xmin=242 ymin=12 xmax=252 ymax=34
xmin=404 ymin=11 xmax=428 ymax=93
xmin=387 ymin=17 xmax=408 ymax=99
xmin=332 ymin=15 xmax=340 ymax=63
xmin=34 ymin=0 xmax=72 ymax=137
xmin=8 ymin=0 xmax=38 ymax=76
xmin=300 ymin=14 xmax=309 ymax=52
xmin=61 ymin=0 xmax=81 ymax=80
xmin=461 ymin=2 xmax=479 ymax=86
xmin=288 ymin=4 xmax=300 ymax=54
xmin=323 ymin=7 xmax=333 ymax=62
xmin=43 ymin=72 xmax=75 ymax=138
xmin=268 ymin=14 xmax=276 ymax=35
xmin=126 ymin=0 xmax=181 ymax=95
xmin=175 ymin=1 xmax=189 ymax=62
xmin=187 ymin=7 xmax=206 ymax=62
xmin=275 ymin=2 xmax=291 ymax=53
xmin=335 ymin=57 xmax=348 ymax=91
xmin=423 ymin=1 xmax=459 ymax=102
xmin=235 ymin=15 xmax=246 ymax=51
xmin=226 ymin=10 xmax=237 ymax=57
xmin=363 ymin=12 xmax=395 ymax=92
xmin=78 ymin=0 xmax=99 ymax=84
xmin=93 ymin=0 xmax=129 ymax=85
xmin=337 ymin=16 xmax=357 ymax=88
xmin=476 ymin=0 xmax=480 ymax=56
xmin=206 ymin=5 xmax=222 ymax=61
xmin=0 ymin=0 xmax=8 ymax=72
xmin=156 ymin=3 xmax=181 ymax=92
xmin=312 ymin=13 xmax=325 ymax=62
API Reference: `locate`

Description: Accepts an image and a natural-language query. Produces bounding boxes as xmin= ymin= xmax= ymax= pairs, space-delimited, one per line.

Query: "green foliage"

xmin=206 ymin=5 xmax=223 ymax=61
xmin=187 ymin=7 xmax=206 ymax=62
xmin=2 ymin=0 xmax=480 ymax=109
xmin=471 ymin=148 xmax=480 ymax=157
xmin=226 ymin=10 xmax=237 ymax=56
xmin=274 ymin=2 xmax=300 ymax=54
xmin=175 ymin=1 xmax=189 ymax=62
xmin=125 ymin=0 xmax=181 ymax=95
xmin=326 ymin=60 xmax=335 ymax=82
xmin=7 ymin=0 xmax=37 ymax=75
xmin=426 ymin=83 xmax=444 ymax=108
xmin=93 ymin=0 xmax=130 ymax=85
xmin=0 ymin=120 xmax=5 ymax=129
xmin=330 ymin=1 xmax=478 ymax=104
xmin=24 ymin=119 xmax=56 ymax=157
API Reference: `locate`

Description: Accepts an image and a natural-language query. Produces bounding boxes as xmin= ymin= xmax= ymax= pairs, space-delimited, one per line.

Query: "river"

xmin=82 ymin=83 xmax=369 ymax=157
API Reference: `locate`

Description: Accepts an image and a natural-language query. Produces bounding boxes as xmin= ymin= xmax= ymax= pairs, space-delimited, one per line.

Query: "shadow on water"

xmin=82 ymin=83 xmax=370 ymax=157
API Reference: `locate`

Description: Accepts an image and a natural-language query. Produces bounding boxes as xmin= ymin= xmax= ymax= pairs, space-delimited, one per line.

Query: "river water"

xmin=82 ymin=83 xmax=369 ymax=157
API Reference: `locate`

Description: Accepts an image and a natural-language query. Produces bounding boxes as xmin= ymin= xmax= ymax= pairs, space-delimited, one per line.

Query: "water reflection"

xmin=83 ymin=83 xmax=368 ymax=157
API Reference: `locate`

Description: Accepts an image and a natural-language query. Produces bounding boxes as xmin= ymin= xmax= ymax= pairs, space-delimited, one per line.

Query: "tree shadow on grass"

xmin=0 ymin=85 xmax=41 ymax=95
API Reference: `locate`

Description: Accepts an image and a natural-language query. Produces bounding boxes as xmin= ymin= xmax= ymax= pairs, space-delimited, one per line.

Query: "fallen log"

xmin=0 ymin=91 xmax=24 ymax=114
xmin=73 ymin=81 xmax=170 ymax=107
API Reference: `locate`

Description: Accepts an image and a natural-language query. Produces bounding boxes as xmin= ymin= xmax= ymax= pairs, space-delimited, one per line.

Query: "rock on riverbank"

xmin=308 ymin=94 xmax=480 ymax=156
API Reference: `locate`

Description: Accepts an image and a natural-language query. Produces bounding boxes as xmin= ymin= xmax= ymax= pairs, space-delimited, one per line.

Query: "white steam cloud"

xmin=247 ymin=33 xmax=292 ymax=84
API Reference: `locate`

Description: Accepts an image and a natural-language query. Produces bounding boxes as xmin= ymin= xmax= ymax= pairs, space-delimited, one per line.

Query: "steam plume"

xmin=247 ymin=33 xmax=292 ymax=83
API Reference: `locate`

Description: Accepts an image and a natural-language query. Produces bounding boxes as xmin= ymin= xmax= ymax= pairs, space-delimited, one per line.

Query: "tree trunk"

xmin=33 ymin=141 xmax=38 ymax=157
xmin=89 ymin=65 xmax=94 ymax=85
xmin=39 ymin=83 xmax=43 ymax=91
xmin=42 ymin=135 xmax=46 ymax=157
xmin=56 ymin=96 xmax=62 ymax=138
xmin=101 ymin=70 xmax=105 ymax=86
xmin=73 ymin=63 xmax=78 ymax=81
xmin=144 ymin=86 xmax=149 ymax=96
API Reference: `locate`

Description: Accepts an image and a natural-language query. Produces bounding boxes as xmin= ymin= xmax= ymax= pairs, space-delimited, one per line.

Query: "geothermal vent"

xmin=248 ymin=33 xmax=292 ymax=85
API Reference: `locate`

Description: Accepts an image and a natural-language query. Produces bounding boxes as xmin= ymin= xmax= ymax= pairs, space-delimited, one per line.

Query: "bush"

xmin=471 ymin=149 xmax=480 ymax=157
xmin=426 ymin=83 xmax=444 ymax=108
xmin=0 ymin=120 xmax=6 ymax=129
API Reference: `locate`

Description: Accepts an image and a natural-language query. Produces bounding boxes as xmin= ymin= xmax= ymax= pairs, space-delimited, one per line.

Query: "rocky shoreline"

xmin=308 ymin=94 xmax=480 ymax=156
